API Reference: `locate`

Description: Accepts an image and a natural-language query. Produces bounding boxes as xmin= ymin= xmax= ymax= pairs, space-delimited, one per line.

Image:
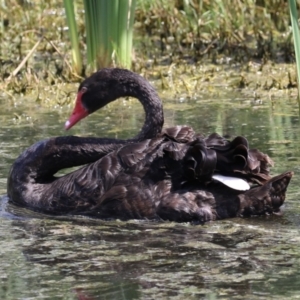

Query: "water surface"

xmin=0 ymin=89 xmax=300 ymax=299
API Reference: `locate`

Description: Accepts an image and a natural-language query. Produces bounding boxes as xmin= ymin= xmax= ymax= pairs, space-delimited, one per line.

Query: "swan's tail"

xmin=238 ymin=171 xmax=293 ymax=216
xmin=156 ymin=171 xmax=293 ymax=223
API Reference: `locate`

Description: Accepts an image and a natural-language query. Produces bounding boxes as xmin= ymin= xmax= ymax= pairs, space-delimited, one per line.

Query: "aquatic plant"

xmin=63 ymin=0 xmax=83 ymax=75
xmin=63 ymin=0 xmax=136 ymax=72
xmin=288 ymin=0 xmax=300 ymax=100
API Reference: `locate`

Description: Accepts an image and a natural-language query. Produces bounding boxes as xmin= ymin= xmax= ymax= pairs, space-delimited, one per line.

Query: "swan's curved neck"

xmin=116 ymin=73 xmax=164 ymax=141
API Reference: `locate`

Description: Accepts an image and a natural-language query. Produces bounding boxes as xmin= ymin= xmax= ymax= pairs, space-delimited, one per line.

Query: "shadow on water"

xmin=1 ymin=91 xmax=300 ymax=299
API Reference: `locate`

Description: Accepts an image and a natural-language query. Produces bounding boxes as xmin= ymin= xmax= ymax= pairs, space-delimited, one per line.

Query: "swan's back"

xmin=8 ymin=126 xmax=289 ymax=223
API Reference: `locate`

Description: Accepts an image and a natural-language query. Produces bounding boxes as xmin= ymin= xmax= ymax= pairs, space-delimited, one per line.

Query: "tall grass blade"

xmin=126 ymin=0 xmax=136 ymax=67
xmin=83 ymin=0 xmax=96 ymax=70
xmin=288 ymin=0 xmax=300 ymax=100
xmin=63 ymin=0 xmax=82 ymax=75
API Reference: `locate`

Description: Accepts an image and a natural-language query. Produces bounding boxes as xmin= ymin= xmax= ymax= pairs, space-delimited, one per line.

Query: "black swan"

xmin=7 ymin=68 xmax=293 ymax=222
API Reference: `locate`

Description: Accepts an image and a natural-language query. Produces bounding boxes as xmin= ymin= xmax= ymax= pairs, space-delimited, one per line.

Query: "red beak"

xmin=65 ymin=89 xmax=89 ymax=130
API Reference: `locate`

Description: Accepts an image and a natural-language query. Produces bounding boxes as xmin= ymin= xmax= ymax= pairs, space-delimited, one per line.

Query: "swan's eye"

xmin=81 ymin=87 xmax=88 ymax=93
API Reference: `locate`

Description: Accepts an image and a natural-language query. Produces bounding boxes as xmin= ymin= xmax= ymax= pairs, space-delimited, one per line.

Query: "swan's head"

xmin=65 ymin=68 xmax=134 ymax=130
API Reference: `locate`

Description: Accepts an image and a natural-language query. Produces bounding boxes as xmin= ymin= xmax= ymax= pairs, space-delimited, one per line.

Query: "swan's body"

xmin=7 ymin=68 xmax=293 ymax=222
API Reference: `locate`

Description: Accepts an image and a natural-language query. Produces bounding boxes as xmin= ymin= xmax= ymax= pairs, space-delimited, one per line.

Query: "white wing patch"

xmin=212 ymin=174 xmax=250 ymax=191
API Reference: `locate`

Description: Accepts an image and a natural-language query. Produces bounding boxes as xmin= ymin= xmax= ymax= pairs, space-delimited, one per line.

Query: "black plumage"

xmin=7 ymin=68 xmax=293 ymax=223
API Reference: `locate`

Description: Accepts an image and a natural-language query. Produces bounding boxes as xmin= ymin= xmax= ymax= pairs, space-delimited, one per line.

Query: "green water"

xmin=0 ymin=90 xmax=300 ymax=299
